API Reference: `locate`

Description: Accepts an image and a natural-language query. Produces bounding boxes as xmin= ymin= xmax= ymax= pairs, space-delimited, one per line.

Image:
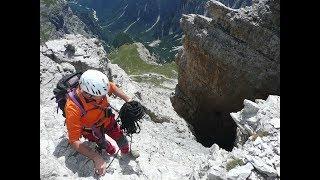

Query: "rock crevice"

xmin=171 ymin=0 xmax=280 ymax=150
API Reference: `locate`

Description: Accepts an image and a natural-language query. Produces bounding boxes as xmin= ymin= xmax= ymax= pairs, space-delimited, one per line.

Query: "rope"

xmin=105 ymin=148 xmax=120 ymax=170
xmin=109 ymin=104 xmax=119 ymax=113
xmin=130 ymin=134 xmax=133 ymax=152
xmin=105 ymin=134 xmax=133 ymax=170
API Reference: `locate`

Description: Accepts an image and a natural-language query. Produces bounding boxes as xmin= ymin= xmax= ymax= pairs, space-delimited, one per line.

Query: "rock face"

xmin=40 ymin=34 xmax=279 ymax=179
xmin=230 ymin=95 xmax=280 ymax=179
xmin=190 ymin=94 xmax=280 ymax=180
xmin=170 ymin=0 xmax=280 ymax=150
xmin=40 ymin=34 xmax=110 ymax=77
xmin=40 ymin=0 xmax=93 ymax=43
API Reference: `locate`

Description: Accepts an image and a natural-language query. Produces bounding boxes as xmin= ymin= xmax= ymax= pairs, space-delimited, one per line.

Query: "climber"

xmin=64 ymin=69 xmax=140 ymax=176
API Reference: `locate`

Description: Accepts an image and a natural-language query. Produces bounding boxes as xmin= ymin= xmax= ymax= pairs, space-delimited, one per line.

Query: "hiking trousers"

xmin=82 ymin=117 xmax=129 ymax=154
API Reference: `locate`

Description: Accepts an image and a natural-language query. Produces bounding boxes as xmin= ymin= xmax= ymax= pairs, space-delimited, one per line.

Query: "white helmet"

xmin=79 ymin=69 xmax=109 ymax=96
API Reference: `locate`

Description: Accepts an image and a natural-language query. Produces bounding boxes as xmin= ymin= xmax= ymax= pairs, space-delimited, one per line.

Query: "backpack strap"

xmin=67 ymin=89 xmax=87 ymax=117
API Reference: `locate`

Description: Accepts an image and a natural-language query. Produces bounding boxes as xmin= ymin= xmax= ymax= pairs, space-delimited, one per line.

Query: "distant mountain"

xmin=68 ymin=0 xmax=251 ymax=62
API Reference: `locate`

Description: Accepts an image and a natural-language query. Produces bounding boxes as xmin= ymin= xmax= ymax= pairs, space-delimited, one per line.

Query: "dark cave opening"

xmin=190 ymin=111 xmax=237 ymax=151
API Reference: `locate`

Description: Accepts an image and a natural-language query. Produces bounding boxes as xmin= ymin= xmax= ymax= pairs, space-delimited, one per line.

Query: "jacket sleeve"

xmin=65 ymin=101 xmax=82 ymax=144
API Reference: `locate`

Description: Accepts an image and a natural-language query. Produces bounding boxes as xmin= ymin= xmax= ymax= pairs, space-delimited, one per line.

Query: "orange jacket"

xmin=65 ymin=82 xmax=117 ymax=143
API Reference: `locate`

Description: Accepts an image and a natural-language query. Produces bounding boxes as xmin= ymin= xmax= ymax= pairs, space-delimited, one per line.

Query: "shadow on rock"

xmin=53 ymin=137 xmax=112 ymax=178
xmin=118 ymin=155 xmax=141 ymax=176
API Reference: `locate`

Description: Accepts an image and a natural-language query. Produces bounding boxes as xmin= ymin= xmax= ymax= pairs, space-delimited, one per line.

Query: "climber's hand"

xmin=93 ymin=156 xmax=107 ymax=176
